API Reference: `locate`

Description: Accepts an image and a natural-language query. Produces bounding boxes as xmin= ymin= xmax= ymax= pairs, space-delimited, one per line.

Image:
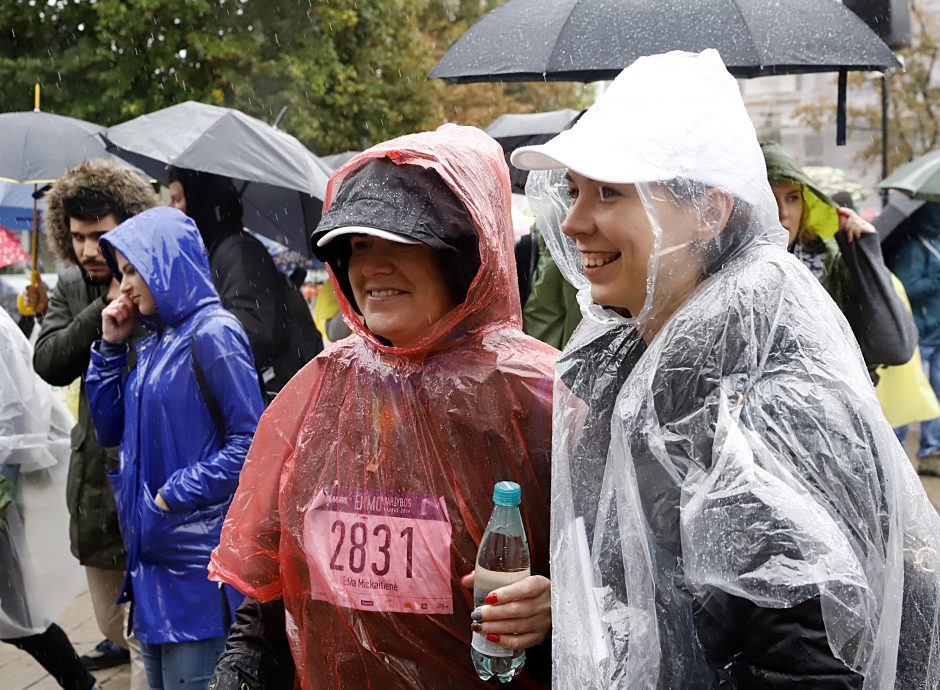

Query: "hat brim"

xmin=512 ymin=137 xmax=672 ymax=187
xmin=315 ymin=225 xmax=422 ymax=248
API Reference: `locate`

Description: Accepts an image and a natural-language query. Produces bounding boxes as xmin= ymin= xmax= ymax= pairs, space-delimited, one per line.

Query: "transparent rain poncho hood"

xmin=513 ymin=50 xmax=940 ymax=688
xmin=210 ymin=124 xmax=557 ymax=689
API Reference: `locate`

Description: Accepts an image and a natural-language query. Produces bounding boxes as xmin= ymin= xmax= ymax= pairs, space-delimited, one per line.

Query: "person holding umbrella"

xmin=208 ymin=125 xmax=555 ymax=689
xmin=31 ymin=159 xmax=158 ymax=684
xmin=85 ymin=207 xmax=265 ymax=689
xmin=512 ymin=49 xmax=940 ymax=688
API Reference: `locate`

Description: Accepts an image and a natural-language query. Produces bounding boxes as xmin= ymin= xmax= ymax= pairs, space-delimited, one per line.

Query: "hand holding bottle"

xmin=462 ymin=572 xmax=551 ymax=649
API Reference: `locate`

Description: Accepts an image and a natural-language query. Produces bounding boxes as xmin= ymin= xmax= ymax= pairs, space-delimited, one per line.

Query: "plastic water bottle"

xmin=471 ymin=481 xmax=530 ymax=683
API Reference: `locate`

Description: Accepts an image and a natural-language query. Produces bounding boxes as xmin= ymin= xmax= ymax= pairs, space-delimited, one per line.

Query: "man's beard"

xmin=78 ymin=261 xmax=111 ymax=286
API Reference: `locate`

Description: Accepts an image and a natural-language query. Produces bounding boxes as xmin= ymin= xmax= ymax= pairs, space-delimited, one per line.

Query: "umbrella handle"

xmin=16 ymin=270 xmax=39 ymax=317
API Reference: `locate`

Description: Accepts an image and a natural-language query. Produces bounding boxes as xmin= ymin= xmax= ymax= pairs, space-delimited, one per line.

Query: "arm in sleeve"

xmin=213 ymin=241 xmax=282 ymax=368
xmin=159 ymin=322 xmax=264 ymax=510
xmin=84 ymin=340 xmax=129 ymax=448
xmin=33 ymin=281 xmax=106 ymax=386
xmin=835 ymin=232 xmax=917 ymax=367
xmin=209 ymin=597 xmax=295 ymax=690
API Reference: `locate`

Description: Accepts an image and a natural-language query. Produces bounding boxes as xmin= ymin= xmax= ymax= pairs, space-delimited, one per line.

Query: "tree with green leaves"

xmin=0 ymin=0 xmax=588 ymax=155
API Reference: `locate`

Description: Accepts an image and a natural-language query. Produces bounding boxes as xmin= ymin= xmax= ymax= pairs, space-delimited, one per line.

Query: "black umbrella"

xmin=431 ymin=0 xmax=899 ymax=82
xmin=485 ymin=109 xmax=581 ymax=194
xmin=101 ymin=101 xmax=332 ymax=257
xmin=431 ymin=0 xmax=900 ymax=143
xmin=875 ymin=193 xmax=926 ymax=253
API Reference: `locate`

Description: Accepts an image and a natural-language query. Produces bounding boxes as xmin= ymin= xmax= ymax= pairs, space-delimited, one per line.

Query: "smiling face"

xmin=347 ymin=235 xmax=458 ymax=347
xmin=561 ymin=172 xmax=717 ymax=322
xmin=114 ymin=249 xmax=157 ymax=316
xmin=70 ymin=214 xmax=118 ymax=284
xmin=561 ymin=174 xmax=655 ymax=315
xmin=770 ymin=182 xmax=803 ymax=244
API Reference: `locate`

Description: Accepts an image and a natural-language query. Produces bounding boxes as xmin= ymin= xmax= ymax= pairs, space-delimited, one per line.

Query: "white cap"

xmin=511 ymin=49 xmax=769 ymax=207
xmin=315 ymin=225 xmax=422 ymax=248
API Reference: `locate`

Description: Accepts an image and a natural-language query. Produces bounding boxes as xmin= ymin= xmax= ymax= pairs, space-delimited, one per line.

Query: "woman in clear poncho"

xmin=209 ymin=125 xmax=556 ymax=689
xmin=512 ymin=49 xmax=940 ymax=689
xmin=0 ymin=307 xmax=90 ymax=689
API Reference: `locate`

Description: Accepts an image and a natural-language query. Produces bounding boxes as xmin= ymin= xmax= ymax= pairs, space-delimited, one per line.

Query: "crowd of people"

xmin=2 ymin=49 xmax=940 ymax=690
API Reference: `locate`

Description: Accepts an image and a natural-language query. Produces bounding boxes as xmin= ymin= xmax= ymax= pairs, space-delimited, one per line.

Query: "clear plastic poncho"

xmin=516 ymin=50 xmax=940 ymax=688
xmin=0 ymin=308 xmax=82 ymax=639
xmin=210 ymin=125 xmax=557 ymax=689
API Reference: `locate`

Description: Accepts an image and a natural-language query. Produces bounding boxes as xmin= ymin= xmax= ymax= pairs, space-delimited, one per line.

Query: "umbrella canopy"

xmin=320 ymin=150 xmax=361 ymax=172
xmin=879 ymin=150 xmax=940 ymax=203
xmin=0 ymin=182 xmax=45 ymax=231
xmin=485 ymin=108 xmax=580 ymax=140
xmin=486 ymin=109 xmax=581 ymax=194
xmin=101 ymin=101 xmax=332 ymax=256
xmin=0 ymin=226 xmax=30 ymax=269
xmin=875 ymin=193 xmax=926 ymax=252
xmin=431 ymin=0 xmax=900 ymax=82
xmin=0 ymin=111 xmax=109 ymax=184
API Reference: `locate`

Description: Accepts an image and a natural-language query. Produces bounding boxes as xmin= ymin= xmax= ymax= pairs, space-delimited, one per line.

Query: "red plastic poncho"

xmin=210 ymin=124 xmax=557 ymax=689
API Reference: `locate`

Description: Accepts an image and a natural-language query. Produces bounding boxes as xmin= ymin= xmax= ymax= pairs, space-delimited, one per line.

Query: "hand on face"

xmin=837 ymin=207 xmax=875 ymax=244
xmin=102 ymin=293 xmax=137 ymax=343
xmin=461 ymin=572 xmax=552 ymax=649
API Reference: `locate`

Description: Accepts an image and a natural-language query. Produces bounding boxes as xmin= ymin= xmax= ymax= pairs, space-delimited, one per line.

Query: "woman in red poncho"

xmin=208 ymin=125 xmax=557 ymax=689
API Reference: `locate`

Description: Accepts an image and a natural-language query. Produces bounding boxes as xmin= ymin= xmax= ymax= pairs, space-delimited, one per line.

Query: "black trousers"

xmin=3 ymin=623 xmax=96 ymax=690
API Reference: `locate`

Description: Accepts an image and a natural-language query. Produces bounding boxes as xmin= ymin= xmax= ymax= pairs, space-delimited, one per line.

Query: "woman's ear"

xmin=699 ymin=187 xmax=734 ymax=241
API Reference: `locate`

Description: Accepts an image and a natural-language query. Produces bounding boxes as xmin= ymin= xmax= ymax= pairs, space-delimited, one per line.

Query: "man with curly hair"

xmin=30 ymin=159 xmax=157 ymax=686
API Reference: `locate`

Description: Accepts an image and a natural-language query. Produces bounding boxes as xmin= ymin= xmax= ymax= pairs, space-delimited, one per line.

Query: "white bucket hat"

xmin=511 ymin=49 xmax=769 ymax=207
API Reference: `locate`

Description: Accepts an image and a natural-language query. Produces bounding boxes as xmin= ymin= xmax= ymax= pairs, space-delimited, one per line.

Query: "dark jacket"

xmin=31 ymin=159 xmax=158 ymax=569
xmin=886 ymin=203 xmax=940 ymax=347
xmin=32 ymin=266 xmax=126 ymax=569
xmin=208 ymin=231 xmax=320 ymax=395
xmin=86 ymin=207 xmax=265 ymax=644
xmin=173 ymin=169 xmax=321 ymax=396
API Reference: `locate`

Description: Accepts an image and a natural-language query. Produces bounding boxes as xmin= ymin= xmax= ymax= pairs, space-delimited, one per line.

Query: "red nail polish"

xmin=484 ymin=593 xmax=498 ymax=604
xmin=486 ymin=633 xmax=500 ymax=643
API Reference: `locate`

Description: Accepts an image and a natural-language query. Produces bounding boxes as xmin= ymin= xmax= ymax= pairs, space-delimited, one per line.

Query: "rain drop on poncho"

xmin=513 ymin=50 xmax=940 ymax=689
xmin=210 ymin=125 xmax=557 ymax=689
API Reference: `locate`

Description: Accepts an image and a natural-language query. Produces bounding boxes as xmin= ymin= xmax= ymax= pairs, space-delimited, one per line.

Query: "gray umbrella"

xmin=101 ymin=101 xmax=332 ymax=256
xmin=431 ymin=0 xmax=899 ymax=82
xmin=0 ymin=110 xmax=109 ymax=184
xmin=486 ymin=109 xmax=581 ymax=194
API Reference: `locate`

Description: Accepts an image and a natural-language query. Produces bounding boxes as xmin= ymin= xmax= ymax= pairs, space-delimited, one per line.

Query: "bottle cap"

xmin=493 ymin=481 xmax=521 ymax=507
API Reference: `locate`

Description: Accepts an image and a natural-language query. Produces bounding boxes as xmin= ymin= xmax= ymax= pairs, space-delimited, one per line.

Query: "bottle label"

xmin=303 ymin=485 xmax=453 ymax=614
xmin=471 ymin=631 xmax=514 ymax=657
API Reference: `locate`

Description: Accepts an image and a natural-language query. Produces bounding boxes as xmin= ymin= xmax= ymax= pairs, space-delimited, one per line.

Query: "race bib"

xmin=303 ymin=486 xmax=453 ymax=614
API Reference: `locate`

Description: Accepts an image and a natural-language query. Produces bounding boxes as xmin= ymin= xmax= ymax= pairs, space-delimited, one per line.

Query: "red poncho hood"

xmin=210 ymin=125 xmax=557 ymax=689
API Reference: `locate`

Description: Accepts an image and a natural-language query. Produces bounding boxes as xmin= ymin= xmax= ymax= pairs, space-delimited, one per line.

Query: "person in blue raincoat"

xmin=85 ymin=206 xmax=264 ymax=690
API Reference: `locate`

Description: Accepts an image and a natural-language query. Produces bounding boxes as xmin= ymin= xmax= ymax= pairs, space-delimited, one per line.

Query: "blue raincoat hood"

xmin=100 ymin=207 xmax=220 ymax=326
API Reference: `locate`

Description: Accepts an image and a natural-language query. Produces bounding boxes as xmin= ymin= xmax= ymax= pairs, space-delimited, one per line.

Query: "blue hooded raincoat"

xmin=85 ymin=207 xmax=264 ymax=644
